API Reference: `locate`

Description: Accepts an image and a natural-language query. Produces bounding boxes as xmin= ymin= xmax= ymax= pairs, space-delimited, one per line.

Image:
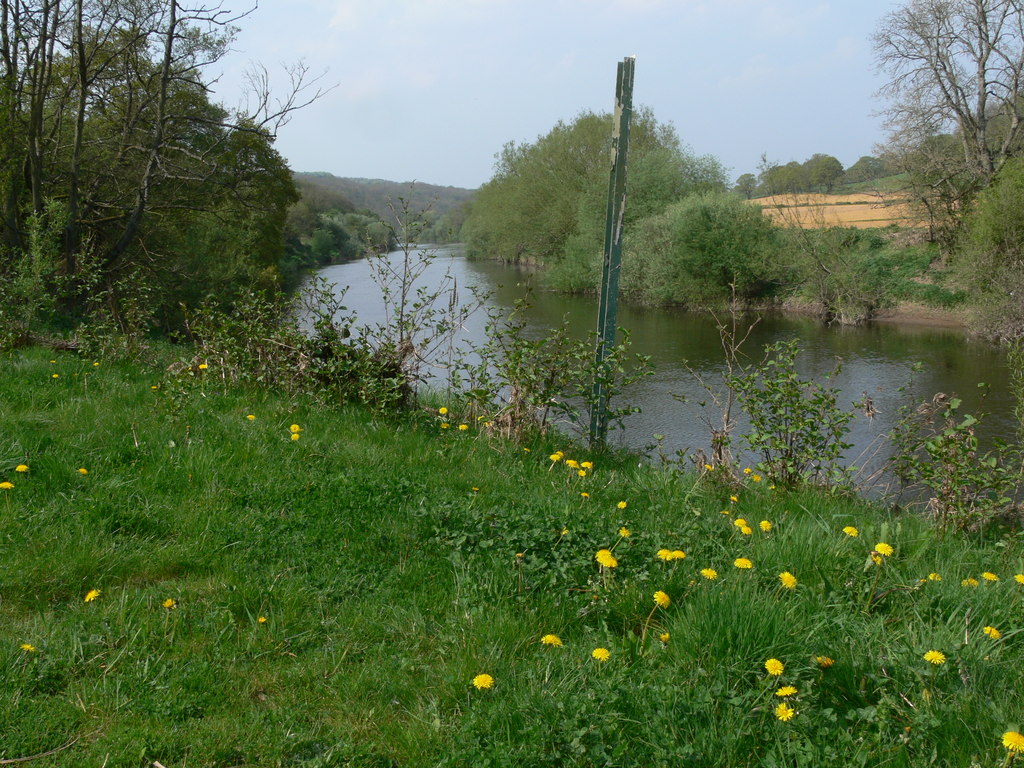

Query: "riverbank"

xmin=2 ymin=346 xmax=1023 ymax=766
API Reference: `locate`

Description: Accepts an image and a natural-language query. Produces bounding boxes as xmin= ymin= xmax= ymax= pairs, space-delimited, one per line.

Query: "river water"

xmin=307 ymin=247 xmax=1015 ymax=491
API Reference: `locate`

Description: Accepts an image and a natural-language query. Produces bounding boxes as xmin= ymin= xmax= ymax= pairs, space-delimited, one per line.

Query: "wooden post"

xmin=590 ymin=56 xmax=634 ymax=445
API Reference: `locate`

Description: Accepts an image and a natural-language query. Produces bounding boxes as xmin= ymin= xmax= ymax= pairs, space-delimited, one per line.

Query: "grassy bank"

xmin=2 ymin=348 xmax=1023 ymax=766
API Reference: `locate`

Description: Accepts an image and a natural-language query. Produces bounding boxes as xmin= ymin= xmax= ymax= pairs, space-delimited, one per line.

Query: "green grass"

xmin=1 ymin=347 xmax=1023 ymax=766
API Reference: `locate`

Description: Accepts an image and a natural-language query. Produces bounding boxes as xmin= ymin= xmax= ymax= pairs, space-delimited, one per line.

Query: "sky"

xmin=212 ymin=0 xmax=902 ymax=190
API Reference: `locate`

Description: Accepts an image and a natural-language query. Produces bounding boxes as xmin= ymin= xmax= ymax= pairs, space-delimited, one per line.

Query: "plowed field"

xmin=754 ymin=192 xmax=918 ymax=229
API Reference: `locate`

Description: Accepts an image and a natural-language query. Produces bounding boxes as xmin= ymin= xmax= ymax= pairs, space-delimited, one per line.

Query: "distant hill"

xmin=294 ymin=173 xmax=475 ymax=226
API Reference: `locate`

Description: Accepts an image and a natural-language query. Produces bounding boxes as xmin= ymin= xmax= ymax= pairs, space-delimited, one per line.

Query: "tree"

xmin=804 ymin=154 xmax=844 ymax=193
xmin=843 ymin=155 xmax=889 ymax=184
xmin=734 ymin=173 xmax=758 ymax=199
xmin=874 ymin=0 xmax=1024 ymax=183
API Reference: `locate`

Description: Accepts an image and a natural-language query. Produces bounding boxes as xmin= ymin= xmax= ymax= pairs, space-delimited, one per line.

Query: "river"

xmin=306 ymin=246 xmax=1015 ymax=493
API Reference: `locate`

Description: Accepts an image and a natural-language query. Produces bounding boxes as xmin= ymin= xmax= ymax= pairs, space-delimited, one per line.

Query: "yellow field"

xmin=753 ymin=192 xmax=919 ymax=229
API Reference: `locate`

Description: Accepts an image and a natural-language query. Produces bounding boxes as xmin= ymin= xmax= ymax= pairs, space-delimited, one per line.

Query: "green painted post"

xmin=590 ymin=56 xmax=635 ymax=445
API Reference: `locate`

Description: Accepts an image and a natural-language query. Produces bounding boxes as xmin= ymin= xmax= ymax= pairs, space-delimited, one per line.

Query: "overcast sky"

xmin=213 ymin=0 xmax=901 ymax=189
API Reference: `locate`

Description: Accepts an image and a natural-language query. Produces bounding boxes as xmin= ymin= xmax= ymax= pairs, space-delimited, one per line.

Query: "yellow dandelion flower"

xmin=740 ymin=525 xmax=753 ymax=535
xmin=595 ymin=549 xmax=618 ymax=568
xmin=729 ymin=495 xmax=738 ymax=503
xmin=923 ymin=650 xmax=946 ymax=665
xmin=472 ymin=673 xmax=494 ymax=689
xmin=84 ymin=589 xmax=101 ymax=603
xmin=983 ymin=626 xmax=1002 ymax=639
xmin=438 ymin=407 xmax=448 ymax=415
xmin=52 ymin=373 xmax=59 ymax=379
xmin=982 ymin=571 xmax=999 ymax=582
xmin=549 ymin=453 xmax=562 ymax=462
xmin=581 ymin=461 xmax=593 ymax=470
xmin=618 ymin=527 xmax=631 ymax=538
xmin=875 ymin=542 xmax=894 ymax=557
xmin=765 ymin=658 xmax=784 ymax=676
xmin=15 ymin=464 xmax=28 ymax=473
xmin=700 ymin=568 xmax=718 ymax=580
xmin=246 ymin=414 xmax=255 ymax=420
xmin=591 ymin=647 xmax=610 ymax=661
xmin=617 ymin=501 xmax=627 ymax=510
xmin=1015 ymin=574 xmax=1024 ymax=584
xmin=775 ymin=686 xmax=797 ymax=697
xmin=720 ymin=509 xmax=732 ymax=515
xmin=441 ymin=423 xmax=450 ymax=429
xmin=580 ymin=492 xmax=589 ymax=499
xmin=733 ymin=518 xmax=747 ymax=528
xmin=752 ymin=474 xmax=762 ymax=482
xmin=565 ymin=459 xmax=580 ymax=469
xmin=927 ymin=572 xmax=942 ymax=581
xmin=20 ymin=643 xmax=36 ymax=652
xmin=561 ymin=528 xmax=569 ymax=535
xmin=290 ymin=433 xmax=300 ymax=441
xmin=162 ymin=598 xmax=177 ymax=610
xmin=816 ymin=655 xmax=834 ymax=668
xmin=198 ymin=363 xmax=208 ymax=370
xmin=0 ymin=482 xmax=12 ymax=490
xmin=653 ymin=590 xmax=671 ymax=608
xmin=659 ymin=632 xmax=670 ymax=643
xmin=578 ymin=470 xmax=587 ymax=477
xmin=743 ymin=467 xmax=752 ymax=475
xmin=734 ymin=557 xmax=753 ymax=570
xmin=760 ymin=520 xmax=772 ymax=532
xmin=257 ymin=616 xmax=267 ymax=624
xmin=704 ymin=463 xmax=713 ymax=471
xmin=670 ymin=550 xmax=686 ymax=561
xmin=775 ymin=702 xmax=796 ymax=722
xmin=289 ymin=424 xmax=302 ymax=433
xmin=779 ymin=571 xmax=798 ymax=589
xmin=870 ymin=553 xmax=883 ymax=566
xmin=657 ymin=549 xmax=673 ymax=561
xmin=962 ymin=577 xmax=979 ymax=587
xmin=77 ymin=468 xmax=88 ymax=475
xmin=842 ymin=526 xmax=859 ymax=537
xmin=150 ymin=385 xmax=158 ymax=390
xmin=1003 ymin=731 xmax=1024 ymax=753
xmin=458 ymin=424 xmax=468 ymax=431
xmin=541 ymin=634 xmax=563 ymax=647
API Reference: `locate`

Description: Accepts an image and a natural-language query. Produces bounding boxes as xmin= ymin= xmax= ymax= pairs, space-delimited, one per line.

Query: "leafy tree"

xmin=843 ymin=155 xmax=890 ymax=184
xmin=734 ymin=173 xmax=758 ymax=199
xmin=804 ymin=154 xmax=844 ymax=193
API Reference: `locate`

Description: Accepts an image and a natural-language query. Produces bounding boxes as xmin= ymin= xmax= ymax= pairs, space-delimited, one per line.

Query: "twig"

xmin=0 ymin=729 xmax=95 ymax=764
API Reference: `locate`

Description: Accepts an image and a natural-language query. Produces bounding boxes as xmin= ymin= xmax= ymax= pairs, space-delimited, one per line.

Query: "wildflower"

xmin=870 ymin=553 xmax=883 ymax=566
xmin=290 ymin=433 xmax=300 ymax=441
xmin=472 ymin=673 xmax=494 ymax=690
xmin=580 ymin=492 xmax=589 ymax=499
xmin=1003 ymin=731 xmax=1024 ymax=753
xmin=578 ymin=470 xmax=587 ymax=477
xmin=775 ymin=702 xmax=796 ymax=722
xmin=458 ymin=424 xmax=468 ymax=431
xmin=1015 ymin=574 xmax=1024 ymax=585
xmin=20 ymin=643 xmax=36 ymax=652
xmin=438 ymin=407 xmax=448 ymax=415
xmin=700 ymin=568 xmax=718 ymax=580
xmin=816 ymin=655 xmax=834 ymax=668
xmin=52 ymin=374 xmax=59 ymax=379
xmin=150 ymin=385 xmax=158 ymax=390
xmin=733 ymin=518 xmax=747 ymax=528
xmin=720 ymin=509 xmax=732 ymax=515
xmin=982 ymin=571 xmax=999 ymax=582
xmin=84 ymin=589 xmax=101 ymax=602
xmin=591 ymin=647 xmax=610 ymax=661
xmin=595 ymin=549 xmax=618 ymax=568
xmin=743 ymin=467 xmax=752 ymax=475
xmin=0 ymin=482 xmax=12 ymax=490
xmin=759 ymin=520 xmax=772 ymax=532
xmin=15 ymin=464 xmax=28 ymax=473
xmin=734 ymin=558 xmax=753 ymax=570
xmin=927 ymin=573 xmax=942 ymax=581
xmin=740 ymin=526 xmax=753 ymax=536
xmin=765 ymin=658 xmax=784 ymax=676
xmin=561 ymin=528 xmax=569 ymax=536
xmin=541 ymin=634 xmax=563 ymax=647
xmin=962 ymin=577 xmax=979 ymax=587
xmin=198 ymin=363 xmax=208 ymax=370
xmin=653 ymin=590 xmax=671 ymax=608
xmin=618 ymin=527 xmax=631 ymax=538
xmin=77 ymin=468 xmax=88 ymax=475
xmin=874 ymin=542 xmax=894 ymax=557
xmin=729 ymin=495 xmax=738 ymax=503
xmin=983 ymin=626 xmax=1002 ymax=639
xmin=246 ymin=414 xmax=255 ymax=421
xmin=617 ymin=501 xmax=627 ymax=510
xmin=842 ymin=526 xmax=859 ymax=537
xmin=670 ymin=550 xmax=686 ymax=561
xmin=162 ymin=598 xmax=177 ymax=610
xmin=704 ymin=464 xmax=713 ymax=471
xmin=549 ymin=453 xmax=563 ymax=463
xmin=779 ymin=571 xmax=797 ymax=589
xmin=752 ymin=475 xmax=762 ymax=482
xmin=581 ymin=461 xmax=593 ymax=470
xmin=775 ymin=686 xmax=797 ymax=697
xmin=923 ymin=650 xmax=946 ymax=665
xmin=657 ymin=549 xmax=673 ymax=561
xmin=289 ymin=424 xmax=302 ymax=433
xmin=565 ymin=459 xmax=580 ymax=469
xmin=257 ymin=616 xmax=267 ymax=624
xmin=441 ymin=423 xmax=450 ymax=429
xmin=659 ymin=632 xmax=670 ymax=643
